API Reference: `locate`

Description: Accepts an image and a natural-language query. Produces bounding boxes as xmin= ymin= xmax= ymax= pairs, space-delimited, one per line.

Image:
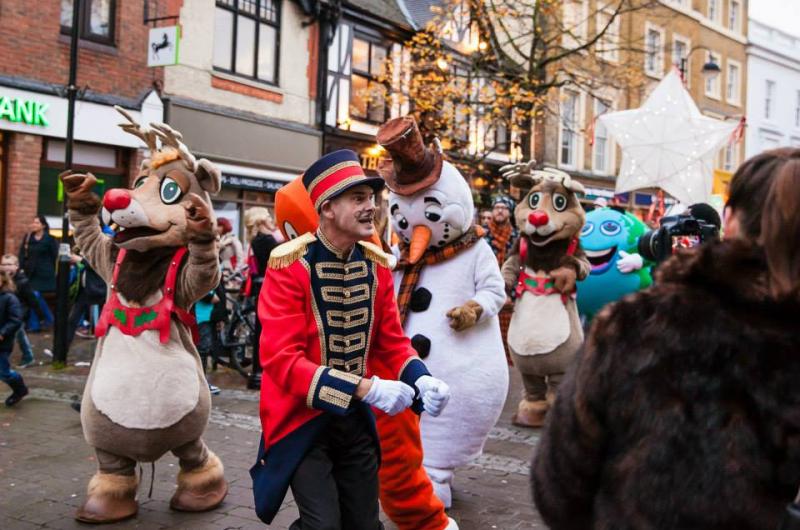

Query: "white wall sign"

xmin=148 ymin=26 xmax=180 ymax=67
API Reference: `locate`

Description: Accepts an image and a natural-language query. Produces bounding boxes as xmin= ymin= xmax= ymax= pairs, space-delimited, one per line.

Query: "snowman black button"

xmin=410 ymin=287 xmax=432 ymax=312
xmin=411 ymin=334 xmax=431 ymax=359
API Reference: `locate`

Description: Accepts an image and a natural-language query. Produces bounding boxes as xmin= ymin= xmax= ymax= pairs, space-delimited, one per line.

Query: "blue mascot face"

xmin=581 ymin=209 xmax=640 ymax=275
xmin=577 ymin=207 xmax=652 ymax=321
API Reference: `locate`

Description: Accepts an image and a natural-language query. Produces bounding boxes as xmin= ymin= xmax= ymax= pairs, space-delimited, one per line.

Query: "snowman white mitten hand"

xmin=415 ymin=375 xmax=451 ymax=417
xmin=362 ymin=376 xmax=415 ymax=416
xmin=616 ymin=251 xmax=644 ymax=273
xmin=446 ymin=300 xmax=483 ymax=331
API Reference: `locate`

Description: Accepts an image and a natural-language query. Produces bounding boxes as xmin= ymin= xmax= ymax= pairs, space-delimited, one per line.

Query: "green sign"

xmin=0 ymin=96 xmax=49 ymax=127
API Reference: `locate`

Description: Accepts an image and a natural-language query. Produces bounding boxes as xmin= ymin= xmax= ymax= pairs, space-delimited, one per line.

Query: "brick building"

xmin=0 ymin=0 xmax=165 ymax=254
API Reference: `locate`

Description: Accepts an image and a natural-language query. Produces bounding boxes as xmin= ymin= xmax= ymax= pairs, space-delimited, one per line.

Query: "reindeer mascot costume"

xmin=61 ymin=108 xmax=227 ymax=523
xmin=500 ymin=163 xmax=589 ymax=428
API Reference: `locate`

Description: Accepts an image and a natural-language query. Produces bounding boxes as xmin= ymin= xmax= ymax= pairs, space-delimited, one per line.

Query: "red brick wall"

xmin=126 ymin=148 xmax=147 ymax=187
xmin=0 ymin=1 xmax=161 ymax=100
xmin=4 ymin=133 xmax=43 ymax=254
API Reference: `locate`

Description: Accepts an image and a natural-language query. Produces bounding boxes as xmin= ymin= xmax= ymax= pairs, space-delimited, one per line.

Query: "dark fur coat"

xmin=532 ymin=240 xmax=800 ymax=530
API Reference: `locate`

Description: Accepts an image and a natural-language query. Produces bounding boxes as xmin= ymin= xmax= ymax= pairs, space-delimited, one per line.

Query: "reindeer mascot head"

xmin=499 ymin=161 xmax=590 ymax=428
xmin=60 ymin=107 xmax=227 ymax=523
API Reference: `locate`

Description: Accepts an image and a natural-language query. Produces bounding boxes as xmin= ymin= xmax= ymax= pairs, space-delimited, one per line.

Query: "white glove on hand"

xmin=616 ymin=251 xmax=644 ymax=273
xmin=362 ymin=376 xmax=415 ymax=416
xmin=415 ymin=375 xmax=451 ymax=417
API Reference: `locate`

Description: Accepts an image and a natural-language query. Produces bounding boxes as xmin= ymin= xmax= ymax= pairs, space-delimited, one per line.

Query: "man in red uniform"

xmin=252 ymin=149 xmax=451 ymax=530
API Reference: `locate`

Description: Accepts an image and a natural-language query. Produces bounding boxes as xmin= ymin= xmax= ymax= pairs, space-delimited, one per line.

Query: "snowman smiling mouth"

xmin=585 ymin=246 xmax=617 ymax=274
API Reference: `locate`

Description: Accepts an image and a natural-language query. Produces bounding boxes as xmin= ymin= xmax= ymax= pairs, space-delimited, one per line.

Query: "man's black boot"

xmin=5 ymin=377 xmax=29 ymax=407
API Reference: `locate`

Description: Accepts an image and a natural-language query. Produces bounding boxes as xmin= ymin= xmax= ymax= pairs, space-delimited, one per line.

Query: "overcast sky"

xmin=749 ymin=0 xmax=800 ymax=37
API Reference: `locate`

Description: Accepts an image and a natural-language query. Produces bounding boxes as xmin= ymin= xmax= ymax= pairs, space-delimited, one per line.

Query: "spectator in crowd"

xmin=532 ymin=148 xmax=800 ymax=530
xmin=479 ymin=209 xmax=492 ymax=226
xmin=194 ymin=288 xmax=221 ymax=396
xmin=218 ymin=217 xmax=245 ymax=273
xmin=0 ymin=270 xmax=28 ymax=406
xmin=65 ymin=252 xmax=107 ymax=352
xmin=0 ymin=254 xmax=46 ymax=367
xmin=483 ymin=195 xmax=519 ymax=267
xmin=18 ymin=215 xmax=57 ymax=332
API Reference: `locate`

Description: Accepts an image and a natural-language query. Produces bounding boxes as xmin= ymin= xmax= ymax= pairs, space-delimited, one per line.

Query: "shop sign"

xmin=0 ymin=95 xmax=48 ymax=127
xmin=148 ymin=26 xmax=180 ymax=67
xmin=222 ymin=173 xmax=286 ymax=193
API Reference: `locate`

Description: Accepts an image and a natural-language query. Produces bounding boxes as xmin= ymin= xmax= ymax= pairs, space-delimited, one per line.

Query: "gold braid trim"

xmin=268 ymin=232 xmax=317 ymax=270
xmin=358 ymin=241 xmax=390 ymax=268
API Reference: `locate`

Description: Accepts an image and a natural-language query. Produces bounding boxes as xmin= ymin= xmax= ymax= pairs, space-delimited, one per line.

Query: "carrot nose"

xmin=528 ymin=210 xmax=549 ymax=227
xmin=103 ymin=188 xmax=131 ymax=212
xmin=408 ymin=225 xmax=432 ymax=264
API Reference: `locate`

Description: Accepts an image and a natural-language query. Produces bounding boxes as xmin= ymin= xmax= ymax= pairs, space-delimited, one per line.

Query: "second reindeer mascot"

xmin=61 ymin=108 xmax=227 ymax=523
xmin=378 ymin=116 xmax=509 ymax=508
xmin=252 ymin=149 xmax=451 ymax=529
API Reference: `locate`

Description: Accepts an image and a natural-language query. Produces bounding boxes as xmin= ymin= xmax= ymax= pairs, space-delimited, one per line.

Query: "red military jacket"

xmin=252 ymin=230 xmax=429 ymax=523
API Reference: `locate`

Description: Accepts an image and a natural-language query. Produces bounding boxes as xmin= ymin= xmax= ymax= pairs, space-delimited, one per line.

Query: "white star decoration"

xmin=598 ymin=69 xmax=739 ymax=206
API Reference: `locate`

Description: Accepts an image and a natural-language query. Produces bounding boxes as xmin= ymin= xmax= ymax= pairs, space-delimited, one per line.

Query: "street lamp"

xmin=678 ymin=46 xmax=721 ymax=86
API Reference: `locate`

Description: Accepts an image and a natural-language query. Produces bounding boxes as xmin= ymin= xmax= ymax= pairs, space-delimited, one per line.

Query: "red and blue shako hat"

xmin=302 ymin=149 xmax=385 ymax=210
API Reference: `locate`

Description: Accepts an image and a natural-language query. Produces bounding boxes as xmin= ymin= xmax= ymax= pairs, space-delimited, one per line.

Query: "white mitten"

xmin=415 ymin=375 xmax=451 ymax=417
xmin=362 ymin=376 xmax=415 ymax=416
xmin=616 ymin=250 xmax=644 ymax=273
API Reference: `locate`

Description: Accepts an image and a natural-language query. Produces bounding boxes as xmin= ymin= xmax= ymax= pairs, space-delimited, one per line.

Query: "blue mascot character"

xmin=577 ymin=207 xmax=652 ymax=321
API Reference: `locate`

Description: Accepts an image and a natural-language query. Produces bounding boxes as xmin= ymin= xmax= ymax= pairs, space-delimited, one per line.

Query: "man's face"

xmin=492 ymin=203 xmax=510 ymax=224
xmin=323 ymin=185 xmax=376 ymax=243
xmin=0 ymin=259 xmax=18 ymax=274
xmin=480 ymin=211 xmax=492 ymax=225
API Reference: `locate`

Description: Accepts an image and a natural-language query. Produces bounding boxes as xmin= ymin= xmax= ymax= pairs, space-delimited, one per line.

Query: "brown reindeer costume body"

xmin=500 ymin=164 xmax=590 ymax=428
xmin=61 ymin=108 xmax=227 ymax=523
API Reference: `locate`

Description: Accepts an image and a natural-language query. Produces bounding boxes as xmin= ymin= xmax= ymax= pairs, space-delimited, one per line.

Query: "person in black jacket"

xmin=18 ymin=215 xmax=58 ymax=332
xmin=65 ymin=253 xmax=107 ymax=352
xmin=0 ymin=254 xmax=46 ymax=367
xmin=531 ymin=148 xmax=800 ymax=530
xmin=0 ymin=270 xmax=29 ymax=406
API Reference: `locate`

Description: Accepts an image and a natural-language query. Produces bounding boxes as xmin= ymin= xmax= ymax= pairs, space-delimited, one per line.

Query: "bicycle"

xmin=210 ymin=270 xmax=257 ymax=379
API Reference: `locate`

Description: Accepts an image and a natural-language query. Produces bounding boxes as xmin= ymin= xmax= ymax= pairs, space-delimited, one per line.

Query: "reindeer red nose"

xmin=103 ymin=188 xmax=131 ymax=212
xmin=528 ymin=210 xmax=549 ymax=227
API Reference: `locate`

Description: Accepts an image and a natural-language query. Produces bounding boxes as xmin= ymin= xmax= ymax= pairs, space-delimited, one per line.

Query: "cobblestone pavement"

xmin=0 ymin=333 xmax=546 ymax=529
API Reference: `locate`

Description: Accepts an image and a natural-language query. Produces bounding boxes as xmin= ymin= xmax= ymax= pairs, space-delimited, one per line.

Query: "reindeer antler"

xmin=500 ymin=159 xmax=537 ymax=187
xmin=114 ymin=105 xmax=158 ymax=153
xmin=530 ymin=167 xmax=586 ymax=194
xmin=150 ymin=122 xmax=197 ymax=171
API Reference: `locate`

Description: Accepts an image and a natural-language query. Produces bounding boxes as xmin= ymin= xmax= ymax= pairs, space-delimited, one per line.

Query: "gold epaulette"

xmin=268 ymin=232 xmax=316 ymax=269
xmin=358 ymin=240 xmax=391 ymax=268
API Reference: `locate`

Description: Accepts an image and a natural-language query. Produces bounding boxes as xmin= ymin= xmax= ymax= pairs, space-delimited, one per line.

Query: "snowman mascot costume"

xmin=377 ymin=116 xmax=509 ymax=507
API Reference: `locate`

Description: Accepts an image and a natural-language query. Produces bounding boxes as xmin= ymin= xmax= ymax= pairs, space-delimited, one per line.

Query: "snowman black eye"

xmin=424 ymin=204 xmax=443 ymax=222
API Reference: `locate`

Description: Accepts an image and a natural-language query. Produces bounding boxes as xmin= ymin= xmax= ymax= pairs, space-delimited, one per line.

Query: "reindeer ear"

xmin=195 ymin=159 xmax=221 ymax=194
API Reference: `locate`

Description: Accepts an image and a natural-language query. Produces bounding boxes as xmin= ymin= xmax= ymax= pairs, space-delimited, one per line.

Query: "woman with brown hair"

xmin=532 ymin=148 xmax=800 ymax=530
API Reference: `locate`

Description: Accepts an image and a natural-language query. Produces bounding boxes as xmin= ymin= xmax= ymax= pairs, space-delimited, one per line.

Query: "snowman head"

xmin=389 ymin=161 xmax=474 ymax=263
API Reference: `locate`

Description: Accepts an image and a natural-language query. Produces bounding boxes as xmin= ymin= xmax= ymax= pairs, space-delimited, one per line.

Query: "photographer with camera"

xmin=532 ymin=148 xmax=800 ymax=530
xmin=638 ymin=202 xmax=722 ymax=265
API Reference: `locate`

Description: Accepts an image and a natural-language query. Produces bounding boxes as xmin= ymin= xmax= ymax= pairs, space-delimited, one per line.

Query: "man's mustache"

xmin=357 ymin=212 xmax=375 ymax=222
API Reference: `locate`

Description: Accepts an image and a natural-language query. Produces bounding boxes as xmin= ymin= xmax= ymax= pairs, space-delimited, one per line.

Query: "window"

xmin=722 ymin=143 xmax=738 ymax=171
xmin=349 ymin=37 xmax=389 ymax=124
xmin=728 ymin=1 xmax=741 ymax=32
xmin=212 ymin=0 xmax=281 ymax=85
xmin=672 ymin=34 xmax=690 ymax=85
xmin=597 ymin=9 xmax=620 ymax=63
xmin=765 ymin=80 xmax=776 ymax=120
xmin=644 ymin=24 xmax=664 ymax=77
xmin=704 ymin=52 xmax=721 ymax=99
xmin=562 ymin=0 xmax=588 ymax=49
xmin=560 ymin=91 xmax=580 ymax=168
xmin=708 ymin=0 xmax=720 ymax=23
xmin=795 ymin=90 xmax=800 ymax=128
xmin=593 ymin=99 xmax=611 ymax=173
xmin=726 ymin=60 xmax=740 ymax=105
xmin=60 ymin=0 xmax=115 ymax=44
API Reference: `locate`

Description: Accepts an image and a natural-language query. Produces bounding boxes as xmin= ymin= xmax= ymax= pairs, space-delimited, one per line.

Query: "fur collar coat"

xmin=532 ymin=240 xmax=800 ymax=530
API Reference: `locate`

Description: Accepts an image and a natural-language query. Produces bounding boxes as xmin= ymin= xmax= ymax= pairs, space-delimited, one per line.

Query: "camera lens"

xmin=638 ymin=230 xmax=659 ymax=262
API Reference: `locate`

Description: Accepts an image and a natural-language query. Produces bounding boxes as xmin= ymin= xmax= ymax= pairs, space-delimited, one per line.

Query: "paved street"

xmin=0 ymin=333 xmax=545 ymax=529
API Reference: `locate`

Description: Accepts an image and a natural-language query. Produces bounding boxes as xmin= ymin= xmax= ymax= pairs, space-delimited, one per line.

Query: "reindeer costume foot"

xmin=170 ymin=451 xmax=228 ymax=512
xmin=512 ymin=399 xmax=549 ymax=428
xmin=75 ymin=472 xmax=138 ymax=524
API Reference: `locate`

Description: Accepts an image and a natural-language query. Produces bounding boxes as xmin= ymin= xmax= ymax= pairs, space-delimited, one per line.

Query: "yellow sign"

xmin=713 ymin=169 xmax=733 ymax=201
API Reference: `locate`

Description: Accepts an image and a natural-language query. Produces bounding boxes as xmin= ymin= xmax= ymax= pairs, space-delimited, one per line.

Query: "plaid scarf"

xmin=396 ymin=226 xmax=484 ymax=324
xmin=485 ymin=220 xmax=516 ymax=265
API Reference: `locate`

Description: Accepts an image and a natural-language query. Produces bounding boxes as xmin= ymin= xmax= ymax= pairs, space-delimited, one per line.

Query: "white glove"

xmin=415 ymin=375 xmax=451 ymax=417
xmin=616 ymin=251 xmax=644 ymax=273
xmin=361 ymin=376 xmax=415 ymax=416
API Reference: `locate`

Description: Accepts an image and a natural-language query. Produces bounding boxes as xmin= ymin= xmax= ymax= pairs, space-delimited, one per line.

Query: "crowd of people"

xmin=2 ymin=110 xmax=798 ymax=530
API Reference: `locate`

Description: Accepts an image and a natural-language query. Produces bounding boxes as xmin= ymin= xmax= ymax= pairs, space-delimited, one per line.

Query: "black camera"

xmin=638 ymin=213 xmax=720 ymax=263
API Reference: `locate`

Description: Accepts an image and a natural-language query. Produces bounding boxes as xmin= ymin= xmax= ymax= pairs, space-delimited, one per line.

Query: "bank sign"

xmin=0 ymin=95 xmax=48 ymax=127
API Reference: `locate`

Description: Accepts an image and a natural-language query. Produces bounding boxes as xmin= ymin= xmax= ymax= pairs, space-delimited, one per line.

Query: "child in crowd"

xmin=0 ymin=254 xmax=48 ymax=367
xmin=0 ymin=270 xmax=28 ymax=406
xmin=195 ymin=288 xmax=221 ymax=396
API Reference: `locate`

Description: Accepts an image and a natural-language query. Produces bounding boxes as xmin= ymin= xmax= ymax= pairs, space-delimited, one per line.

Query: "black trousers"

xmin=289 ymin=412 xmax=383 ymax=530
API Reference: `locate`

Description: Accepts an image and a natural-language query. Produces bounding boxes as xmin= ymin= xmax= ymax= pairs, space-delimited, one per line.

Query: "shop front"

xmin=167 ymin=99 xmax=322 ymax=241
